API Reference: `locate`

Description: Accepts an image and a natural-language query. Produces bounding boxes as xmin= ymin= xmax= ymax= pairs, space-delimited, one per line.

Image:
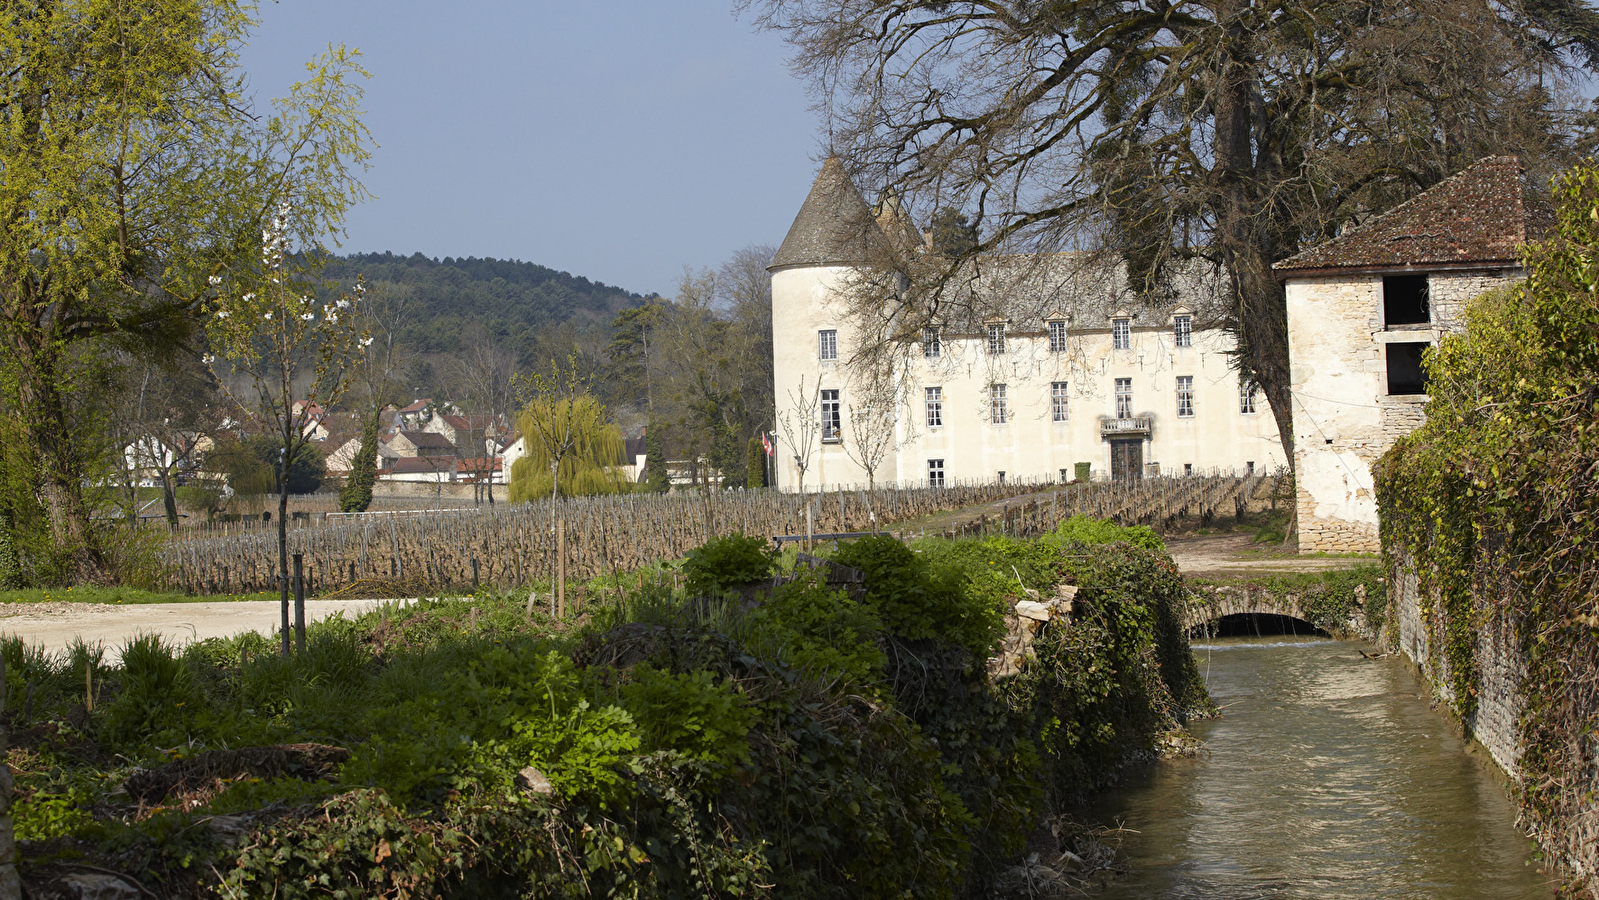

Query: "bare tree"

xmin=117 ymin=356 xmax=222 ymax=527
xmin=742 ymin=0 xmax=1599 ymax=464
xmin=842 ymin=374 xmax=900 ymax=491
xmin=775 ymin=375 xmax=822 ymax=493
xmin=450 ymin=323 xmax=518 ymax=503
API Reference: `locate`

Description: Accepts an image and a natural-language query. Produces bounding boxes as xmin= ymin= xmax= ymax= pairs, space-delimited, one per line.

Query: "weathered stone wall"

xmin=1391 ymin=553 xmax=1526 ymax=780
xmin=1286 ymin=269 xmax=1518 ymax=554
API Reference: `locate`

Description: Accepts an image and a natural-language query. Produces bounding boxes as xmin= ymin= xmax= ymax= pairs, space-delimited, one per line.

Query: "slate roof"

xmin=770 ymin=157 xmax=895 ymax=270
xmin=1276 ymin=156 xmax=1550 ymax=274
xmin=397 ymin=431 xmax=455 ymax=450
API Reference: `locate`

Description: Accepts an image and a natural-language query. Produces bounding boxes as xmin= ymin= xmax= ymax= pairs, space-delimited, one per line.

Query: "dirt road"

xmin=0 ymin=598 xmax=413 ymax=658
xmin=1165 ymin=532 xmax=1374 ymax=577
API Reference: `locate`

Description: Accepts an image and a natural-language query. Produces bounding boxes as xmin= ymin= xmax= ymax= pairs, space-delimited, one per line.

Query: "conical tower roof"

xmin=770 ymin=157 xmax=893 ymax=270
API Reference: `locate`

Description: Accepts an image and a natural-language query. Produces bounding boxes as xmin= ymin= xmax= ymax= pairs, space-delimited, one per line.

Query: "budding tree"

xmin=207 ymin=201 xmax=371 ymax=655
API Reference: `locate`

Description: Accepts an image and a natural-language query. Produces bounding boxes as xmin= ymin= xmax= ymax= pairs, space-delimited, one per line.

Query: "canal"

xmin=1078 ymin=635 xmax=1554 ymax=899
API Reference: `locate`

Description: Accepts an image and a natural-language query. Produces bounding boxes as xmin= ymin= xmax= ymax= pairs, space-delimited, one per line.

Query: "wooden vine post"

xmin=556 ymin=518 xmax=566 ymax=618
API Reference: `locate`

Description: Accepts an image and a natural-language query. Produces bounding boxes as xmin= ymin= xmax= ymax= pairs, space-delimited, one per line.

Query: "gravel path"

xmin=0 ymin=598 xmax=413 ymax=658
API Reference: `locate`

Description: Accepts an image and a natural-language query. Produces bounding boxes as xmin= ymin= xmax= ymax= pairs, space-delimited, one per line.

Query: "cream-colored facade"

xmin=769 ymin=160 xmax=1286 ymax=492
xmin=1280 ymin=156 xmax=1540 ymax=553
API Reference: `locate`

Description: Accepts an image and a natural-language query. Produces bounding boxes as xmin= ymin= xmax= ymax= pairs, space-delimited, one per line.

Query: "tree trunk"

xmin=160 ymin=468 xmax=179 ymax=528
xmin=11 ymin=335 xmax=109 ymax=583
xmin=278 ymin=450 xmax=291 ymax=656
xmin=1211 ymin=12 xmax=1296 ymax=471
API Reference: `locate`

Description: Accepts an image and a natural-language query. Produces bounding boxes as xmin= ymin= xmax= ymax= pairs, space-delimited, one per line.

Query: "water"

xmin=1077 ymin=636 xmax=1555 ymax=899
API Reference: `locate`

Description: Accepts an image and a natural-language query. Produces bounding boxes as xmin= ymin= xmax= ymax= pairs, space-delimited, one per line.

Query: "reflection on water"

xmin=1077 ymin=636 xmax=1554 ymax=899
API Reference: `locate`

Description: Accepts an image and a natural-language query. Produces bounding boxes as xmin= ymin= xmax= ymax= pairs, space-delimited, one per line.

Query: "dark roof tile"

xmin=770 ymin=157 xmax=894 ymax=270
xmin=1276 ymin=156 xmax=1548 ymax=273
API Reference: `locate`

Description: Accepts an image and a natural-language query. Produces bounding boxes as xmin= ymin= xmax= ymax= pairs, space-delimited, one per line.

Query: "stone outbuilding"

xmin=1278 ymin=156 xmax=1550 ymax=553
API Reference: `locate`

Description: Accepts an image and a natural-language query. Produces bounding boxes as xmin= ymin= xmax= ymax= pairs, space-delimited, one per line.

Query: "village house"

xmin=388 ymin=430 xmax=457 ymax=459
xmin=769 ymin=158 xmax=1286 ymax=492
xmin=1279 ymin=156 xmax=1548 ymax=553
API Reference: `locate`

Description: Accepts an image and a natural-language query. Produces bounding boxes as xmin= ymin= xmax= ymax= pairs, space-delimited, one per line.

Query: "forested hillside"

xmin=320 ymin=252 xmax=644 ymax=357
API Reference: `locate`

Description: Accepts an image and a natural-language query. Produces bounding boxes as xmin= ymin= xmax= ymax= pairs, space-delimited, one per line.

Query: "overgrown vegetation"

xmin=1374 ymin=160 xmax=1599 ymax=893
xmin=5 ymin=518 xmax=1205 ymax=898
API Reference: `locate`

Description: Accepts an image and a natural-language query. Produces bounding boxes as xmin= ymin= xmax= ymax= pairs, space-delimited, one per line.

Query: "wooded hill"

xmin=320 ymin=252 xmax=645 ymax=357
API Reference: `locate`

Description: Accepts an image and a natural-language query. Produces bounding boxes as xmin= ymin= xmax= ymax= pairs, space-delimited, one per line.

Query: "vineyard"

xmin=159 ymin=472 xmax=1277 ymax=595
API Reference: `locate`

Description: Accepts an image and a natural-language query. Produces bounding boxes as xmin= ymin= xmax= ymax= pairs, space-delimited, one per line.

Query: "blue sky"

xmin=239 ymin=2 xmax=824 ymax=297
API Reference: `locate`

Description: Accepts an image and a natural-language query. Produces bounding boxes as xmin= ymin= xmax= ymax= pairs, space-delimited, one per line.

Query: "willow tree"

xmin=510 ymin=360 xmax=629 ymax=501
xmin=742 ymin=0 xmax=1599 ymax=462
xmin=0 ymin=1 xmax=372 ymax=583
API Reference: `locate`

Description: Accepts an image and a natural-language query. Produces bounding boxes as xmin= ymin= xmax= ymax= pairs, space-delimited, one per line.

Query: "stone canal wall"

xmin=1390 ymin=558 xmax=1526 ymax=776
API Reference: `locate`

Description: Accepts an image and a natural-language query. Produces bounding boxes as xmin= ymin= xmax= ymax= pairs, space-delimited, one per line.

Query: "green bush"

xmin=620 ymin=665 xmax=755 ymax=765
xmin=681 ymin=532 xmax=775 ymax=595
xmin=746 ymin=571 xmax=886 ymax=685
xmin=101 ymin=633 xmax=205 ymax=746
xmin=834 ymin=534 xmax=1005 ymax=660
xmin=1044 ymin=514 xmax=1165 ymax=551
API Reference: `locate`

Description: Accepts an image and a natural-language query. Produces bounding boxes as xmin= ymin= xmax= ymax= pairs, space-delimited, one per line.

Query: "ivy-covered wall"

xmin=1375 ymin=161 xmax=1599 ymax=897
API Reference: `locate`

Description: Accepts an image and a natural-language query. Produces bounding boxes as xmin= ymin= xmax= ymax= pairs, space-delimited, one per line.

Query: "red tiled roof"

xmin=399 ymin=399 xmax=432 ymax=414
xmin=457 ymin=457 xmax=503 ymax=473
xmin=1276 ymin=156 xmax=1551 ymax=274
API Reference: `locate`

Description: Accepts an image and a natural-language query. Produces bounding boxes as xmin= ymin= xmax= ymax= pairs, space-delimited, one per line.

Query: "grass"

xmin=0 ymin=586 xmax=280 ymax=605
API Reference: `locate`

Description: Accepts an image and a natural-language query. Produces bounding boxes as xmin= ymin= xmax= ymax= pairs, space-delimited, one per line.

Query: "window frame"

xmin=928 ymin=458 xmax=946 ymax=488
xmin=1047 ymin=319 xmax=1068 ymax=353
xmin=818 ymin=329 xmax=838 ymax=361
xmin=986 ymin=322 xmax=1007 ymax=355
xmin=1176 ymin=375 xmax=1195 ymax=417
xmin=989 ymin=383 xmax=1009 ymax=424
xmin=1173 ymin=315 xmax=1192 ymax=348
xmin=925 ymin=386 xmax=943 ymax=427
xmin=1114 ymin=377 xmax=1133 ymax=418
xmin=820 ymin=389 xmax=842 ymax=442
xmin=1050 ymin=381 xmax=1069 ymax=422
xmin=1239 ymin=379 xmax=1258 ymax=415
xmin=1112 ymin=318 xmax=1131 ymax=350
xmin=922 ymin=326 xmax=942 ymax=358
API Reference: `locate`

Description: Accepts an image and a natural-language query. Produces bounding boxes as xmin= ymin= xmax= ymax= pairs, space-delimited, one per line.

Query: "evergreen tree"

xmin=644 ymin=424 xmax=670 ymax=493
xmin=339 ymin=410 xmax=380 ymax=512
xmin=746 ymin=437 xmax=767 ymax=489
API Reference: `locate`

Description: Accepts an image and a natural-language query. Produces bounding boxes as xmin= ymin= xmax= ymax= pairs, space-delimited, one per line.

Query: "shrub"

xmin=746 ymin=571 xmax=885 ymax=685
xmin=835 ymin=535 xmax=1004 ymax=659
xmin=101 ymin=633 xmax=205 ymax=746
xmin=682 ymin=532 xmax=775 ymax=595
xmin=620 ymin=665 xmax=756 ymax=765
xmin=1044 ymin=514 xmax=1165 ymax=551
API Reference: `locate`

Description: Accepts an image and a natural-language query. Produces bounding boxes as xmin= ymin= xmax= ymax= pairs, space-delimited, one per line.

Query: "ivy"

xmin=1374 ymin=161 xmax=1599 ymax=892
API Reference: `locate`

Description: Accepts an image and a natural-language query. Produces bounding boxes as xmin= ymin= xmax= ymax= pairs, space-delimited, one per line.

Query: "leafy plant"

xmin=682 ymin=532 xmax=775 ymax=595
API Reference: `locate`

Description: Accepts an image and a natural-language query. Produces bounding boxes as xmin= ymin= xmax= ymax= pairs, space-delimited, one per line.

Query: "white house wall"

xmin=772 ymin=265 xmax=1286 ymax=492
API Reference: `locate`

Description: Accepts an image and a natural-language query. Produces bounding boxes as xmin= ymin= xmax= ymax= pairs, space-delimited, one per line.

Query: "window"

xmin=1051 ymin=381 xmax=1069 ymax=422
xmin=998 ymin=471 xmax=1006 ymax=485
xmin=1112 ymin=318 xmax=1131 ymax=349
xmin=1240 ymin=379 xmax=1258 ymax=414
xmin=1383 ymin=274 xmax=1429 ymax=328
xmin=819 ymin=329 xmax=838 ymax=361
xmin=922 ymin=326 xmax=942 ymax=358
xmin=987 ymin=323 xmax=1007 ymax=354
xmin=928 ymin=458 xmax=945 ymax=488
xmin=1059 ymin=467 xmax=1070 ymax=483
xmin=1114 ymin=378 xmax=1133 ymax=418
xmin=821 ymin=389 xmax=841 ymax=441
xmin=1184 ymin=463 xmax=1193 ymax=476
xmin=925 ymin=386 xmax=943 ymax=427
xmin=1048 ymin=319 xmax=1068 ymax=352
xmin=1173 ymin=315 xmax=1192 ymax=348
xmin=990 ymin=383 xmax=1009 ymax=424
xmin=1176 ymin=375 xmax=1195 ymax=417
xmin=1387 ymin=342 xmax=1430 ymax=395
xmin=1246 ymin=461 xmax=1255 ymax=475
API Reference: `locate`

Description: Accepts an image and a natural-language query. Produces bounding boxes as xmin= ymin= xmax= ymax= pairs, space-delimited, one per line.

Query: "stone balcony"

xmin=1099 ymin=416 xmax=1152 ymax=437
